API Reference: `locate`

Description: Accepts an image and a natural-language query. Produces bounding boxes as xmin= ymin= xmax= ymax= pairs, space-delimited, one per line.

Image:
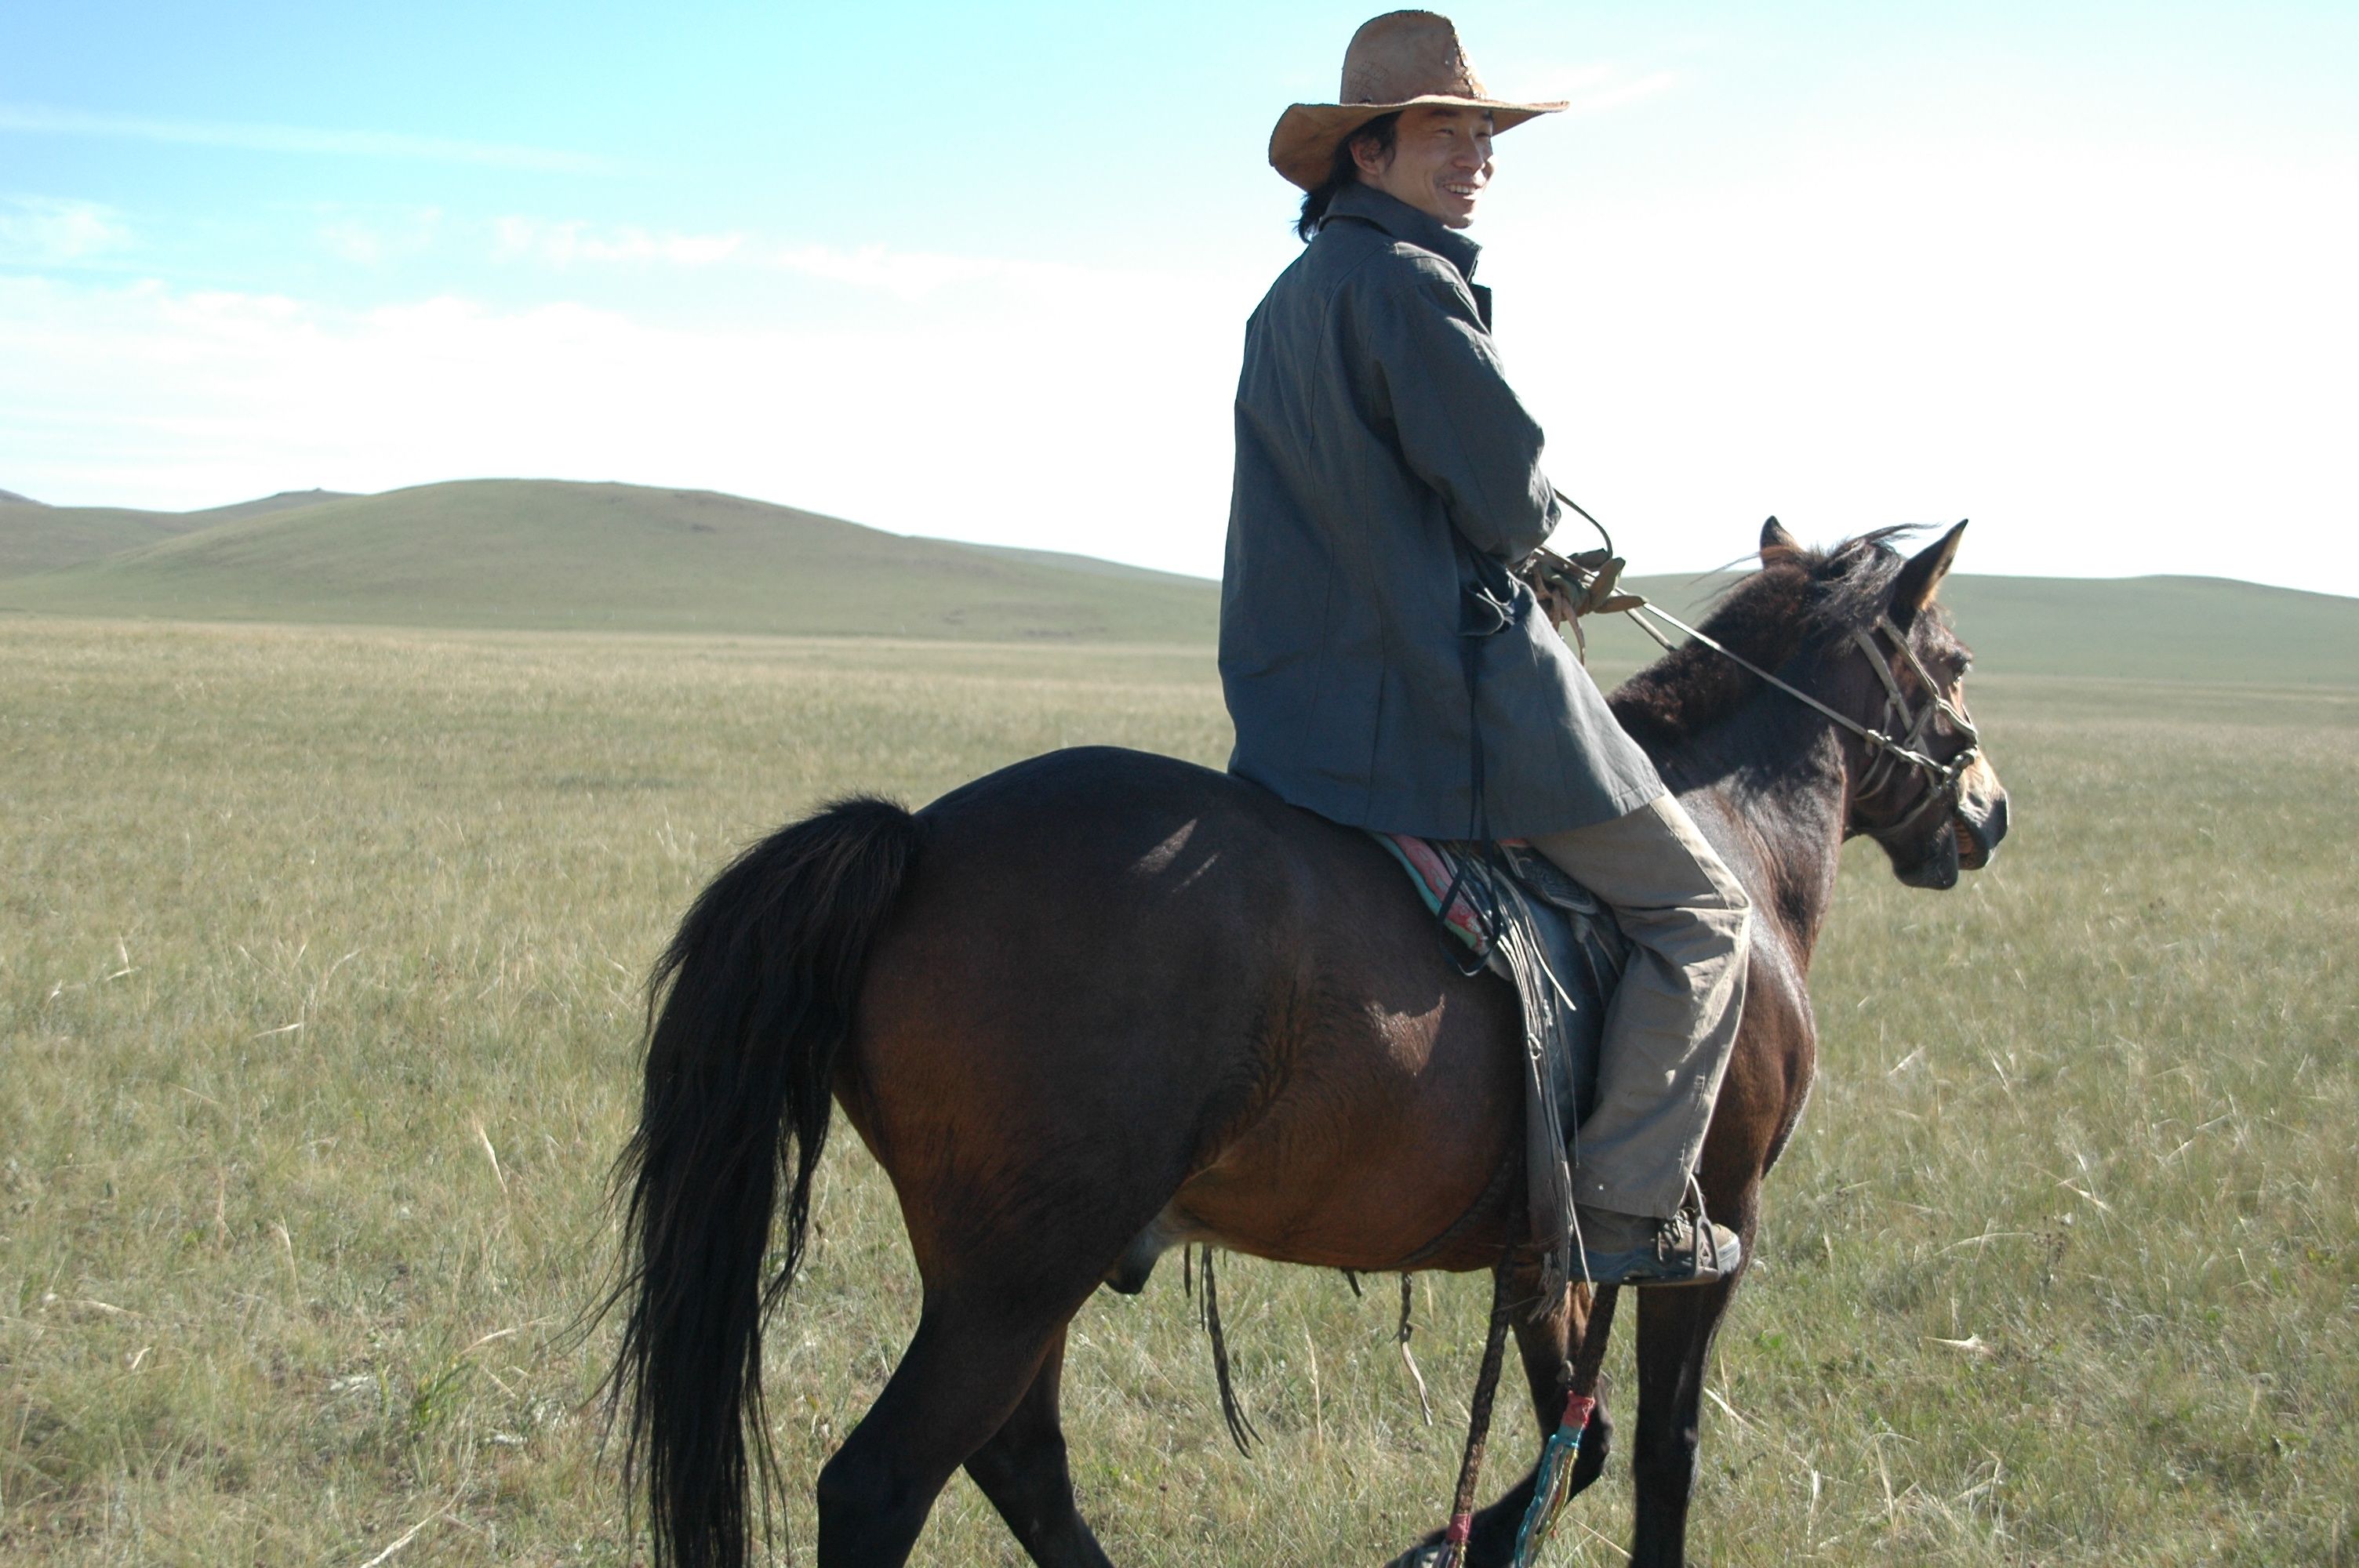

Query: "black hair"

xmin=1296 ymin=111 xmax=1401 ymax=241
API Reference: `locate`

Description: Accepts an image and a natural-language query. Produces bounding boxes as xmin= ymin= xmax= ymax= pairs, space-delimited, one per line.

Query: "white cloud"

xmin=318 ymin=223 xmax=384 ymax=265
xmin=318 ymin=207 xmax=444 ymax=265
xmin=0 ymin=102 xmax=625 ymax=174
xmin=1489 ymin=61 xmax=1683 ymax=118
xmin=0 ymin=263 xmax=1253 ymax=575
xmin=767 ymin=242 xmax=1027 ymax=300
xmin=492 ymin=217 xmax=746 ymax=268
xmin=1478 ymin=137 xmax=2359 ymax=593
xmin=1558 ymin=66 xmax=1682 ymax=118
xmin=487 ymin=217 xmax=1096 ymax=302
xmin=0 ymin=197 xmax=131 ymax=264
xmin=2 ymin=132 xmax=2352 ymax=596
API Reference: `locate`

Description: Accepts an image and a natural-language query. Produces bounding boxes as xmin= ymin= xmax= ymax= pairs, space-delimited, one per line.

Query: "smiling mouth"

xmin=1442 ymin=183 xmax=1481 ymax=199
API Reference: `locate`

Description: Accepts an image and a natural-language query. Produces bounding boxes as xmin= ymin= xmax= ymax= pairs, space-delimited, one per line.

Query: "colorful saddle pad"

xmin=1371 ymin=831 xmax=1634 ymax=1294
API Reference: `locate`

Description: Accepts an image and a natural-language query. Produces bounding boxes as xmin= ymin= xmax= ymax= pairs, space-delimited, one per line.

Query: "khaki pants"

xmin=1527 ymin=795 xmax=1751 ymax=1219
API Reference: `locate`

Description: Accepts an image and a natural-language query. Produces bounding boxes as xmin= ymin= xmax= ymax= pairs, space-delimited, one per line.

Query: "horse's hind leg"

xmin=1386 ymin=1271 xmax=1616 ymax=1568
xmin=1483 ymin=1277 xmax=1621 ymax=1564
xmin=964 ymin=1325 xmax=1114 ymax=1567
xmin=1508 ymin=1279 xmax=1615 ymax=1497
xmin=815 ymin=1291 xmax=1081 ymax=1567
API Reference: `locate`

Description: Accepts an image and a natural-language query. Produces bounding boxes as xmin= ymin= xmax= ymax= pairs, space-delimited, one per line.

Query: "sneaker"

xmin=1575 ymin=1203 xmax=1743 ymax=1287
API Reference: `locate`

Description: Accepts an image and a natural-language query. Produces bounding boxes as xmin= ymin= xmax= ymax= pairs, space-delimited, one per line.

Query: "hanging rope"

xmin=1196 ymin=1245 xmax=1259 ymax=1454
xmin=1397 ymin=1272 xmax=1437 ymax=1426
xmin=1431 ymin=1255 xmax=1518 ymax=1568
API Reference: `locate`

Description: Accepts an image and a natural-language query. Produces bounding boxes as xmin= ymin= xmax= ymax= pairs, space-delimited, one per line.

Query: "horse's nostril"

xmin=1954 ymin=791 xmax=2008 ymax=870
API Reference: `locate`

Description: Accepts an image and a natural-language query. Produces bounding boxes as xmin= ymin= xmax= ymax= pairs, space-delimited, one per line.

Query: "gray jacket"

xmin=1219 ymin=182 xmax=1663 ymax=840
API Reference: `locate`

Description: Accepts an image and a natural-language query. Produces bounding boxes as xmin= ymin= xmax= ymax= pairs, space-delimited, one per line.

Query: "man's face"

xmin=1354 ymin=105 xmax=1496 ymax=230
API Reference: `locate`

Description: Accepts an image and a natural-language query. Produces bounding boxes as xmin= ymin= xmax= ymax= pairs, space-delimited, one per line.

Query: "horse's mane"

xmin=1607 ymin=528 xmax=1924 ymax=753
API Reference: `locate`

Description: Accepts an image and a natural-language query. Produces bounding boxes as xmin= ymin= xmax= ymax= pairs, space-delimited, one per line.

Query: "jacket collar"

xmin=1321 ymin=181 xmax=1482 ymax=283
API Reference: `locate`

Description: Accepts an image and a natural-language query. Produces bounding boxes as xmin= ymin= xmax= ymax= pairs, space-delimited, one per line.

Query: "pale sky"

xmin=3 ymin=2 xmax=2354 ymax=593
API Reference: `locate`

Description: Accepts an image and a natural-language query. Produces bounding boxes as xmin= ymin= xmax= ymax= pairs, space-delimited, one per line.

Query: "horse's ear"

xmin=1889 ymin=521 xmax=1968 ymax=630
xmin=1761 ymin=517 xmax=1801 ymax=563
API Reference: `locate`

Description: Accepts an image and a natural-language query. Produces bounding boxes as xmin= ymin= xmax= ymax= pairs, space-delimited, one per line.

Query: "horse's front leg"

xmin=1624 ymin=1276 xmax=1735 ymax=1568
xmin=1383 ymin=1267 xmax=1616 ymax=1568
xmin=1625 ymin=1166 xmax=1761 ymax=1567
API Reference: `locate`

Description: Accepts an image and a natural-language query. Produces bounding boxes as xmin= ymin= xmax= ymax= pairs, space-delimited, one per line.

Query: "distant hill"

xmin=4 ymin=480 xmax=2353 ymax=677
xmin=184 ymin=488 xmax=356 ymax=523
xmin=0 ymin=488 xmax=354 ymax=577
xmin=0 ymin=480 xmax=1218 ymax=643
xmin=1590 ymin=569 xmax=2359 ymax=687
xmin=1932 ymin=573 xmax=2359 ymax=686
xmin=1 ymin=496 xmax=210 ymax=578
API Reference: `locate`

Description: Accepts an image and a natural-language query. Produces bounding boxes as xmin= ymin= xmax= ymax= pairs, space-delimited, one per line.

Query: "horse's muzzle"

xmin=1956 ymin=791 xmax=2008 ymax=871
xmin=1894 ymin=826 xmax=1961 ymax=889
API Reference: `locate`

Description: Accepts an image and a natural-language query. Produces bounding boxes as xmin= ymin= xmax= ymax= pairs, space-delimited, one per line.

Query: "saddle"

xmin=1372 ymin=833 xmax=1630 ymax=1295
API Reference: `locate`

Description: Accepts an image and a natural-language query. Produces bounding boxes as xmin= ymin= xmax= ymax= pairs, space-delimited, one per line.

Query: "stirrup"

xmin=1575 ymin=1181 xmax=1742 ymax=1288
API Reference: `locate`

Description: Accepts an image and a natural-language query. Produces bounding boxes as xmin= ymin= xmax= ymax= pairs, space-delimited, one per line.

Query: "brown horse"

xmin=605 ymin=521 xmax=2009 ymax=1568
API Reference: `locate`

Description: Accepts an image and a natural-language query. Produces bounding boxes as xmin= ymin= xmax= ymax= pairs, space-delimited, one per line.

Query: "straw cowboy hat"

xmin=1269 ymin=11 xmax=1567 ymax=191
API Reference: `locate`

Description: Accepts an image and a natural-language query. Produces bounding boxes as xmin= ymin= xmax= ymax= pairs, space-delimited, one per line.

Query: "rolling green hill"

xmin=182 ymin=487 xmax=356 ymax=524
xmin=1 ymin=498 xmax=209 ymax=579
xmin=0 ymin=480 xmax=1217 ymax=643
xmin=1594 ymin=569 xmax=2359 ymax=687
xmin=0 ymin=488 xmax=352 ymax=577
xmin=3 ymin=479 xmax=2352 ymax=677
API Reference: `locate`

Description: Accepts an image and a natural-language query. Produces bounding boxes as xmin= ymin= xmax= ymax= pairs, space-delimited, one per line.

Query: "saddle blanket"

xmin=1372 ymin=832 xmax=1631 ymax=1286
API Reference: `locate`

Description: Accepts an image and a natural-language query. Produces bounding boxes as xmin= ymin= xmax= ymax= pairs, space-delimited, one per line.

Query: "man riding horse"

xmin=1223 ymin=10 xmax=1749 ymax=1287
xmin=606 ymin=12 xmax=2012 ymax=1563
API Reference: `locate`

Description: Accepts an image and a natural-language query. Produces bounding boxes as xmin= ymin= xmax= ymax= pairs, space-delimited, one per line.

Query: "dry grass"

xmin=2 ymin=618 xmax=2353 ymax=1564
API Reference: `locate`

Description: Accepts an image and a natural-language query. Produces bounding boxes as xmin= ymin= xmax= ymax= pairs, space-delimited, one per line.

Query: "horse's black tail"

xmin=603 ymin=796 xmax=921 ymax=1568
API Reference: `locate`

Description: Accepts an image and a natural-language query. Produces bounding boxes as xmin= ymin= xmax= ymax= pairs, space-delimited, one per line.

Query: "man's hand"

xmin=1518 ymin=550 xmax=1585 ymax=628
xmin=1535 ymin=572 xmax=1581 ymax=629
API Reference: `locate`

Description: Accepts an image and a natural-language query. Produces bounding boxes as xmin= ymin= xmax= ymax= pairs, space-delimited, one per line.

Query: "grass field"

xmin=3 ymin=615 xmax=2355 ymax=1565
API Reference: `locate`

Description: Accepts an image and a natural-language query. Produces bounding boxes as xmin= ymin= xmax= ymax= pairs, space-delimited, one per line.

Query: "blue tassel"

xmin=1511 ymin=1393 xmax=1594 ymax=1566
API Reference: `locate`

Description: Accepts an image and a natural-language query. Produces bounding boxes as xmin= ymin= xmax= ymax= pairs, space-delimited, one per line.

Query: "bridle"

xmin=1525 ymin=539 xmax=1984 ymax=845
xmin=1838 ymin=613 xmax=1983 ymax=843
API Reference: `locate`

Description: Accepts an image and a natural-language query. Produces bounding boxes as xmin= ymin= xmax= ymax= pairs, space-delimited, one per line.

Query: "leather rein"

xmin=1524 ymin=524 xmax=1983 ymax=844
